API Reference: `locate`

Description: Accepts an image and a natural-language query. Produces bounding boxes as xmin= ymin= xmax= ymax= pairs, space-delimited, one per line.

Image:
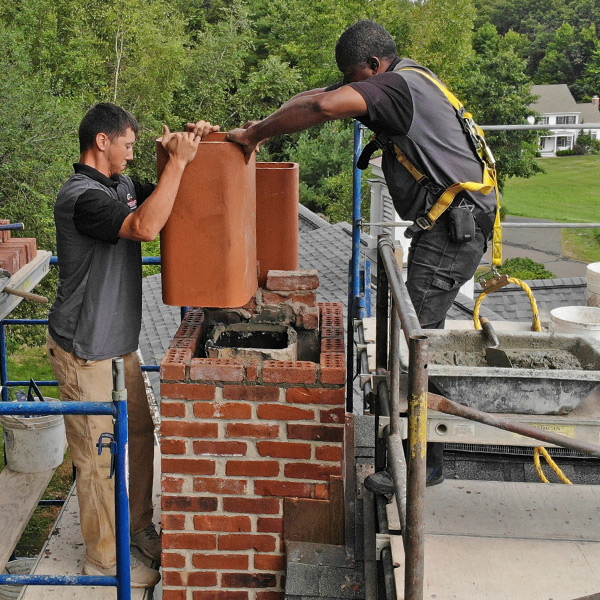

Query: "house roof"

xmin=579 ymin=102 xmax=600 ymax=125
xmin=530 ymin=84 xmax=579 ymax=114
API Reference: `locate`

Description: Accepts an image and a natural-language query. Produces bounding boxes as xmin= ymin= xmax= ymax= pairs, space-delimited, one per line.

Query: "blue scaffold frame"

xmin=0 ymin=357 xmax=132 ymax=599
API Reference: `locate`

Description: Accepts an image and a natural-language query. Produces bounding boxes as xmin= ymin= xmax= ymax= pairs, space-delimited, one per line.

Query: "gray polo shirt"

xmin=48 ymin=163 xmax=155 ymax=360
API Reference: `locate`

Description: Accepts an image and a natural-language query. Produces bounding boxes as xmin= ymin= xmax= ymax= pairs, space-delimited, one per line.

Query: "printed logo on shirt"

xmin=126 ymin=193 xmax=137 ymax=210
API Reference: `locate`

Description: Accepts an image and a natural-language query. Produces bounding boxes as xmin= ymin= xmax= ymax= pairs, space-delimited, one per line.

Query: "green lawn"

xmin=502 ymin=155 xmax=600 ymax=262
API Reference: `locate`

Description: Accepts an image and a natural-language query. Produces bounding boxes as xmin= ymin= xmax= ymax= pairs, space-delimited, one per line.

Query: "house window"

xmin=536 ymin=116 xmax=549 ymax=125
xmin=556 ymin=115 xmax=576 ymax=124
xmin=557 ymin=136 xmax=572 ymax=149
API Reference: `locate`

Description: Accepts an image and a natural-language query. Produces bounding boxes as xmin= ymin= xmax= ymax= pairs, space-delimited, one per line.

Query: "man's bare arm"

xmin=227 ymin=86 xmax=368 ymax=158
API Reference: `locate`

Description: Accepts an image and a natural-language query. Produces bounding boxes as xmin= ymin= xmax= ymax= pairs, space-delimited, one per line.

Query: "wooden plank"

xmin=21 ymin=450 xmax=162 ymax=600
xmin=391 ymin=533 xmax=600 ymax=600
xmin=386 ymin=479 xmax=600 ymax=541
xmin=0 ymin=251 xmax=51 ymax=321
xmin=0 ymin=467 xmax=55 ymax=572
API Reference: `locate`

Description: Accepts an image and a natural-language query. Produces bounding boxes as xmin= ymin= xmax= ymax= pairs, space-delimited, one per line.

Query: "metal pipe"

xmin=49 ymin=256 xmax=162 ymax=266
xmin=429 ymin=393 xmax=600 ymax=458
xmin=380 ymin=547 xmax=397 ymax=600
xmin=347 ymin=121 xmax=365 ymax=413
xmin=481 ymin=123 xmax=599 ymax=131
xmin=362 ymin=487 xmax=378 ymax=600
xmin=389 ymin=306 xmax=402 ymax=436
xmin=375 ymin=246 xmax=389 ymax=373
xmin=0 ymin=402 xmax=115 ymax=416
xmin=356 ymin=322 xmax=372 ymax=410
xmin=404 ymin=334 xmax=428 ymax=600
xmin=112 ymin=358 xmax=132 ymax=600
xmin=366 ymin=221 xmax=600 ymax=229
xmin=378 ymin=235 xmax=423 ymax=342
xmin=386 ymin=428 xmax=407 ymax=537
xmin=0 ymin=574 xmax=118 ymax=586
xmin=0 ymin=223 xmax=24 ymax=231
xmin=0 ymin=321 xmax=7 ymax=402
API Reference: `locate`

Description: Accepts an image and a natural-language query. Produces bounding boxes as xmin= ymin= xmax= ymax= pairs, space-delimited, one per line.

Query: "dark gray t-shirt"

xmin=48 ymin=163 xmax=155 ymax=360
xmin=350 ymin=58 xmax=496 ymax=221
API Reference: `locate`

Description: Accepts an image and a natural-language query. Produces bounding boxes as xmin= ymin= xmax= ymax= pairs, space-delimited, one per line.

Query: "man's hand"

xmin=161 ymin=125 xmax=200 ymax=166
xmin=186 ymin=120 xmax=221 ymax=139
xmin=227 ymin=122 xmax=269 ymax=161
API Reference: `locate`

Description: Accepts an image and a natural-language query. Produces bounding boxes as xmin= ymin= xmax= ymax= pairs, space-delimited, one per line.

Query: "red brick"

xmin=162 ymin=514 xmax=186 ymax=530
xmin=223 ymin=497 xmax=281 ymax=515
xmin=193 ymin=440 xmax=247 ymax=456
xmin=162 ymin=383 xmax=216 ymax=400
xmin=262 ymin=361 xmax=317 ymax=384
xmin=162 ymin=551 xmax=186 ymax=568
xmin=223 ymin=386 xmax=279 ymax=402
xmin=257 ymin=517 xmax=284 ymax=533
xmin=219 ymin=534 xmax=277 ymax=552
xmin=193 ymin=592 xmax=247 ymax=600
xmin=164 ymin=571 xmax=218 ymax=587
xmin=160 ymin=348 xmax=191 ymax=380
xmin=286 ymin=387 xmax=345 ymax=405
xmin=254 ymin=554 xmax=285 ymax=571
xmin=320 ymin=338 xmax=344 ymax=353
xmin=162 ymin=439 xmax=187 ymax=455
xmin=161 ymin=401 xmax=187 ymax=418
xmin=288 ymin=424 xmax=344 ymax=442
xmin=193 ymin=477 xmax=247 ymax=495
xmin=319 ymin=302 xmax=343 ymax=317
xmin=226 ymin=460 xmax=280 ymax=477
xmin=320 ymin=323 xmax=344 ymax=339
xmin=161 ymin=421 xmax=218 ymax=438
xmin=240 ymin=295 xmax=258 ymax=310
xmin=314 ymin=483 xmax=329 ymax=499
xmin=319 ymin=407 xmax=345 ymax=424
xmin=266 ymin=269 xmax=319 ymax=291
xmin=284 ymin=462 xmax=342 ymax=481
xmin=257 ymin=441 xmax=311 ymax=459
xmin=162 ymin=458 xmax=216 ymax=476
xmin=319 ymin=353 xmax=346 ymax=384
xmin=163 ymin=590 xmax=186 ymax=600
xmin=257 ymin=593 xmax=284 ymax=600
xmin=246 ymin=362 xmax=259 ymax=381
xmin=227 ymin=422 xmax=279 ymax=439
xmin=190 ymin=358 xmax=245 ymax=382
xmin=254 ymin=480 xmax=312 ymax=498
xmin=257 ymin=404 xmax=314 ymax=421
xmin=296 ymin=310 xmax=319 ymax=330
xmin=162 ymin=495 xmax=218 ymax=512
xmin=162 ymin=476 xmax=184 ymax=493
xmin=179 ymin=307 xmax=205 ymax=325
xmin=194 ymin=514 xmax=252 ymax=532
xmin=315 ymin=445 xmax=343 ymax=462
xmin=194 ymin=401 xmax=252 ymax=419
xmin=193 ymin=553 xmax=249 ymax=570
xmin=222 ymin=573 xmax=277 ymax=588
xmin=0 ymin=220 xmax=10 ymax=243
xmin=169 ymin=336 xmax=198 ymax=352
xmin=163 ymin=532 xmax=216 ymax=550
xmin=289 ymin=291 xmax=318 ymax=307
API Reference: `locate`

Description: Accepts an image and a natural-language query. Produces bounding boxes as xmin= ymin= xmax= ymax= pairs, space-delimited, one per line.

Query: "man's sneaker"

xmin=83 ymin=555 xmax=160 ymax=588
xmin=364 ymin=469 xmax=394 ymax=496
xmin=131 ymin=524 xmax=161 ymax=562
xmin=364 ymin=466 xmax=445 ymax=496
xmin=426 ymin=465 xmax=445 ymax=487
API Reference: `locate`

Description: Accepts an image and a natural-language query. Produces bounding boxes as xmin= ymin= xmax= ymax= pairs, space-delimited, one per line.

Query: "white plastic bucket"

xmin=0 ymin=398 xmax=66 ymax=473
xmin=586 ymin=262 xmax=600 ymax=286
xmin=0 ymin=558 xmax=37 ymax=600
xmin=550 ymin=306 xmax=600 ymax=340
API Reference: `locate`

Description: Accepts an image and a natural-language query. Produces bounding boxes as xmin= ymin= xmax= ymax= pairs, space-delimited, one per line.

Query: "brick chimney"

xmin=159 ymin=270 xmax=346 ymax=600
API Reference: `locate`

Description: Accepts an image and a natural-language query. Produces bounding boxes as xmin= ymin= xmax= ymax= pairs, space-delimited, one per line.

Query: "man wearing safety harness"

xmin=227 ymin=20 xmax=499 ymax=489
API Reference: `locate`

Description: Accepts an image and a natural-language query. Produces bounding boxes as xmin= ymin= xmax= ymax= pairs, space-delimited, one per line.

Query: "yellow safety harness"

xmin=394 ymin=67 xmax=501 ymax=235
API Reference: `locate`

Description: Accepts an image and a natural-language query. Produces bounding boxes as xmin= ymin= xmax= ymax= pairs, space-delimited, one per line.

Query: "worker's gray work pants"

xmin=46 ymin=334 xmax=155 ymax=569
xmin=406 ymin=214 xmax=487 ymax=329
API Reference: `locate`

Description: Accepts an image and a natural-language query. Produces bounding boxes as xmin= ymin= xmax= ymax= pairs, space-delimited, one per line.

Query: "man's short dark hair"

xmin=335 ymin=20 xmax=398 ymax=72
xmin=79 ymin=102 xmax=140 ymax=153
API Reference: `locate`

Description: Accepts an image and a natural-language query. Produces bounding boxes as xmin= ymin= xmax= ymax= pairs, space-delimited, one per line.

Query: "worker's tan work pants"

xmin=46 ymin=334 xmax=155 ymax=569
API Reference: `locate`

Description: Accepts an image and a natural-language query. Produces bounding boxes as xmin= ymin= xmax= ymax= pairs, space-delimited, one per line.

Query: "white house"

xmin=529 ymin=84 xmax=600 ymax=156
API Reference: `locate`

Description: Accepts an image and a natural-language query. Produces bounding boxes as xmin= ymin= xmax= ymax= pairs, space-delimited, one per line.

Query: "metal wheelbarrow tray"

xmin=399 ymin=330 xmax=600 ymax=415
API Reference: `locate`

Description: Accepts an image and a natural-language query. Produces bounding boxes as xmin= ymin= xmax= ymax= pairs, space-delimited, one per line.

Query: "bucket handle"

xmin=27 ymin=379 xmax=44 ymax=402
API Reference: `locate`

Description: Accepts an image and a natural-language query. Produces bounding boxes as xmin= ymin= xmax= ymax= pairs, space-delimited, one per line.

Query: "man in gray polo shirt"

xmin=47 ymin=103 xmax=218 ymax=587
xmin=226 ymin=20 xmax=497 ymax=490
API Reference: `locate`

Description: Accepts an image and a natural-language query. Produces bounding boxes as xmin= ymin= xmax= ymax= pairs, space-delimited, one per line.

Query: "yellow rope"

xmin=534 ymin=447 xmax=573 ymax=484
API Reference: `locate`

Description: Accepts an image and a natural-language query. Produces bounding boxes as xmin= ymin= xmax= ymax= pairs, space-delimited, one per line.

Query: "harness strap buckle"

xmin=415 ymin=215 xmax=434 ymax=231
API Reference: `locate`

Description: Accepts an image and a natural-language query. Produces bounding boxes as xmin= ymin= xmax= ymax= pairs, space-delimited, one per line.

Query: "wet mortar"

xmin=433 ymin=349 xmax=585 ymax=370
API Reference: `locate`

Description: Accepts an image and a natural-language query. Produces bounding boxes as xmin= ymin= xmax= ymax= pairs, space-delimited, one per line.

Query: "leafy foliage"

xmin=499 ymin=257 xmax=556 ymax=280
